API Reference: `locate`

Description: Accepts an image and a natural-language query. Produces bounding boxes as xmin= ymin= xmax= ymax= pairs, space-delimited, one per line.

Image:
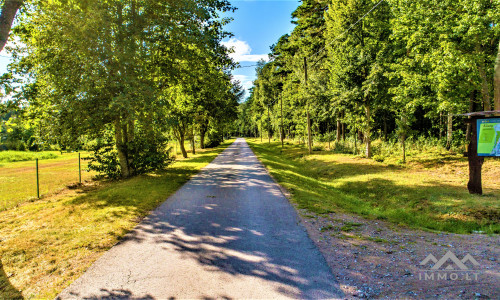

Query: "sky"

xmin=0 ymin=0 xmax=299 ymax=98
xmin=222 ymin=0 xmax=299 ymax=100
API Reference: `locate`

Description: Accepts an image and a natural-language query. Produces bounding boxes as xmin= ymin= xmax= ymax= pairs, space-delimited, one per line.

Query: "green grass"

xmin=0 ymin=140 xmax=233 ymax=299
xmin=0 ymin=151 xmax=62 ymax=163
xmin=247 ymin=139 xmax=500 ymax=234
xmin=0 ymin=152 xmax=95 ymax=211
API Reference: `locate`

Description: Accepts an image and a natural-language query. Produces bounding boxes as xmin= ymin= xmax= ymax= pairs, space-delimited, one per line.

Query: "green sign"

xmin=477 ymin=118 xmax=500 ymax=157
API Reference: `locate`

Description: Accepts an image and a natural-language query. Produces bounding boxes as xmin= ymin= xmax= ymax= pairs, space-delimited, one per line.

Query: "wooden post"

xmin=466 ymin=118 xmax=484 ymax=194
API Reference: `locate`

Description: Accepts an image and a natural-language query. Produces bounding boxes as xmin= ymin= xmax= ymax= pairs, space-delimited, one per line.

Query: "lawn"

xmin=0 ymin=152 xmax=95 ymax=211
xmin=0 ymin=140 xmax=233 ymax=299
xmin=247 ymin=139 xmax=500 ymax=234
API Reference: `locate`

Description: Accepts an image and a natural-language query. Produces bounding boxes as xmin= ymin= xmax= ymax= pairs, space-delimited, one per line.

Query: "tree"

xmin=0 ymin=0 xmax=23 ymax=52
xmin=14 ymin=0 xmax=236 ymax=177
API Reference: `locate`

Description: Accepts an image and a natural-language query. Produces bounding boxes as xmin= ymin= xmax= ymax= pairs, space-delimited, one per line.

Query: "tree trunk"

xmin=439 ymin=111 xmax=443 ymax=140
xmin=200 ymin=125 xmax=206 ymax=149
xmin=191 ymin=128 xmax=195 ymax=155
xmin=477 ymin=43 xmax=492 ymax=111
xmin=0 ymin=0 xmax=22 ymax=52
xmin=365 ymin=104 xmax=371 ymax=158
xmin=336 ymin=119 xmax=341 ymax=142
xmin=268 ymin=106 xmax=271 ymax=144
xmin=446 ymin=113 xmax=453 ymax=150
xmin=383 ymin=116 xmax=388 ymax=141
xmin=307 ymin=109 xmax=312 ymax=154
xmin=114 ymin=121 xmax=130 ymax=178
xmin=466 ymin=91 xmax=475 ymax=141
xmin=402 ymin=136 xmax=406 ymax=164
xmin=342 ymin=122 xmax=346 ymax=141
xmin=495 ymin=40 xmax=500 ymax=111
xmin=178 ymin=134 xmax=188 ymax=158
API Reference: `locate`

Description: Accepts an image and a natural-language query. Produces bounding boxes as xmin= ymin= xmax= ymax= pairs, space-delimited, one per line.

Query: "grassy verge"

xmin=0 ymin=152 xmax=95 ymax=211
xmin=247 ymin=139 xmax=499 ymax=234
xmin=0 ymin=140 xmax=233 ymax=299
xmin=0 ymin=151 xmax=63 ymax=163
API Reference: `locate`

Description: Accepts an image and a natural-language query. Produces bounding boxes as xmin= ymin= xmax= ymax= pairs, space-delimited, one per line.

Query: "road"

xmin=58 ymin=138 xmax=343 ymax=299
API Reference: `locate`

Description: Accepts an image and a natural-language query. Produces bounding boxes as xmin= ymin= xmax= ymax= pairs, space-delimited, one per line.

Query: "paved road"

xmin=58 ymin=138 xmax=343 ymax=299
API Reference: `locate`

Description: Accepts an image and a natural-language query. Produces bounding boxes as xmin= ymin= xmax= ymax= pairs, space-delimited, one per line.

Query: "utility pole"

xmin=304 ymin=57 xmax=312 ymax=154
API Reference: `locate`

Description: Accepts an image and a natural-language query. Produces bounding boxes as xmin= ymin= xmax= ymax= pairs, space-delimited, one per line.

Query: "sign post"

xmin=461 ymin=111 xmax=500 ymax=195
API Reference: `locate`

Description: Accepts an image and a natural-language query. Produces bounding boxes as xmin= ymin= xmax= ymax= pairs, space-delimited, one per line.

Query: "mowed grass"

xmin=0 ymin=152 xmax=95 ymax=211
xmin=0 ymin=140 xmax=234 ymax=299
xmin=0 ymin=151 xmax=61 ymax=163
xmin=247 ymin=139 xmax=500 ymax=234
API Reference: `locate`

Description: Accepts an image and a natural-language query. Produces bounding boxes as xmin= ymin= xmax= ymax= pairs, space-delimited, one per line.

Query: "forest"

xmin=234 ymin=0 xmax=500 ymax=160
xmin=0 ymin=0 xmax=242 ymax=178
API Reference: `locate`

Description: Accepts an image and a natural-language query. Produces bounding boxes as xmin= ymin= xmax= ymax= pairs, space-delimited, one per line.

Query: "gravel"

xmin=296 ymin=209 xmax=499 ymax=299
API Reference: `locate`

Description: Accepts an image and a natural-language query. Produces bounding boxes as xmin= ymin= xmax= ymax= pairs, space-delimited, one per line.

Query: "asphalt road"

xmin=58 ymin=138 xmax=343 ymax=299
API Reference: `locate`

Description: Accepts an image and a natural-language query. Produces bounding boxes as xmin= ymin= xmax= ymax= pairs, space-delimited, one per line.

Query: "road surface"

xmin=58 ymin=138 xmax=343 ymax=299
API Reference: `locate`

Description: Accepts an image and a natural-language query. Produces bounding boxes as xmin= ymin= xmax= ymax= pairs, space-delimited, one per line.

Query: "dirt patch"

xmin=298 ymin=210 xmax=499 ymax=299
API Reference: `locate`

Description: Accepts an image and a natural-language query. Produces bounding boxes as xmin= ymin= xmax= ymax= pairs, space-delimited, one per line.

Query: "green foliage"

xmin=235 ymin=0 xmax=500 ymax=160
xmin=85 ymin=139 xmax=121 ymax=180
xmin=5 ymin=0 xmax=239 ymax=177
xmin=248 ymin=139 xmax=500 ymax=234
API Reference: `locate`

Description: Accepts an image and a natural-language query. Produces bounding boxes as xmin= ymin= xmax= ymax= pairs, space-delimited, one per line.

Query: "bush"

xmin=86 ymin=132 xmax=174 ymax=179
xmin=312 ymin=145 xmax=324 ymax=151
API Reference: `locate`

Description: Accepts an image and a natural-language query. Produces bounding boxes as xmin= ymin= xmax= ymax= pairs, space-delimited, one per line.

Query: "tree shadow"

xmin=248 ymin=141 xmax=499 ymax=233
xmin=59 ymin=139 xmax=342 ymax=299
xmin=0 ymin=260 xmax=23 ymax=299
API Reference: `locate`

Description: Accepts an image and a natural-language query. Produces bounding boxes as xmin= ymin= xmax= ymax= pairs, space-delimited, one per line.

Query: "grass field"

xmin=0 ymin=152 xmax=95 ymax=211
xmin=0 ymin=140 xmax=233 ymax=299
xmin=247 ymin=139 xmax=500 ymax=234
xmin=0 ymin=151 xmax=62 ymax=163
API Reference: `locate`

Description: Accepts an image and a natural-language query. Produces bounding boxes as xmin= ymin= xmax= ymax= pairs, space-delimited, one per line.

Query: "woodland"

xmin=234 ymin=0 xmax=500 ymax=160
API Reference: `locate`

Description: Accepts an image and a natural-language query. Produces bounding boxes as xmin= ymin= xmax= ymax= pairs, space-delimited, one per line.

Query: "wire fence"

xmin=0 ymin=152 xmax=94 ymax=211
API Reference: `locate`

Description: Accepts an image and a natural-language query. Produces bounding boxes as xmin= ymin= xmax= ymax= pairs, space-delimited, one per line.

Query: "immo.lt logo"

xmin=419 ymin=251 xmax=480 ymax=281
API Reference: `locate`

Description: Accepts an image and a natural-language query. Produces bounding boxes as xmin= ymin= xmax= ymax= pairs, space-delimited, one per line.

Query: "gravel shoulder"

xmin=296 ymin=209 xmax=499 ymax=299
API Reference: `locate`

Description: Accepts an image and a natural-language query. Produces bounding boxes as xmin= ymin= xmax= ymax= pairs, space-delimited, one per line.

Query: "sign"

xmin=477 ymin=118 xmax=500 ymax=157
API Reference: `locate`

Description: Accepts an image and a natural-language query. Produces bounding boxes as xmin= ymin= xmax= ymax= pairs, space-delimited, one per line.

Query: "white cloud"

xmin=222 ymin=38 xmax=269 ymax=63
xmin=231 ymin=74 xmax=255 ymax=100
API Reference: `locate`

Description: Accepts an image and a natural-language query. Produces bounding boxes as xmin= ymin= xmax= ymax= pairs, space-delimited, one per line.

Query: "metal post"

xmin=36 ymin=158 xmax=40 ymax=198
xmin=78 ymin=152 xmax=82 ymax=184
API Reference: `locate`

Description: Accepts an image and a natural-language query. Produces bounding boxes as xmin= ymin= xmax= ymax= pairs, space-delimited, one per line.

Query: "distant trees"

xmin=238 ymin=0 xmax=500 ymax=158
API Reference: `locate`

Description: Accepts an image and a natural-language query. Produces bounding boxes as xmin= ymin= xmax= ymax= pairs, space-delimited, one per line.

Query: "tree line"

xmin=235 ymin=0 xmax=500 ymax=159
xmin=0 ymin=0 xmax=242 ymax=178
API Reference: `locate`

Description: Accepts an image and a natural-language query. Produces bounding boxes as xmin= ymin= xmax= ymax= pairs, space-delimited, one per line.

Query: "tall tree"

xmin=0 ymin=0 xmax=23 ymax=52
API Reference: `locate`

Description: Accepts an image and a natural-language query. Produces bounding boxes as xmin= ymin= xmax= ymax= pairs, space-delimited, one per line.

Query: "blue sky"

xmin=0 ymin=1 xmax=299 ymax=98
xmin=222 ymin=0 xmax=298 ymax=99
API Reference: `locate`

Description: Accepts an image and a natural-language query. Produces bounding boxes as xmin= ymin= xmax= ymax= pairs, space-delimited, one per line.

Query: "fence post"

xmin=36 ymin=158 xmax=40 ymax=198
xmin=79 ymin=152 xmax=82 ymax=184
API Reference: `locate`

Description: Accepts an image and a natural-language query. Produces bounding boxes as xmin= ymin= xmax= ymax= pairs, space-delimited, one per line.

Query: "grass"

xmin=0 ymin=151 xmax=62 ymax=163
xmin=0 ymin=140 xmax=233 ymax=299
xmin=0 ymin=152 xmax=95 ymax=211
xmin=247 ymin=139 xmax=500 ymax=234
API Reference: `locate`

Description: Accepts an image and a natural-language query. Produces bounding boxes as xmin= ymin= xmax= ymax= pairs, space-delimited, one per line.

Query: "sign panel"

xmin=477 ymin=118 xmax=500 ymax=157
